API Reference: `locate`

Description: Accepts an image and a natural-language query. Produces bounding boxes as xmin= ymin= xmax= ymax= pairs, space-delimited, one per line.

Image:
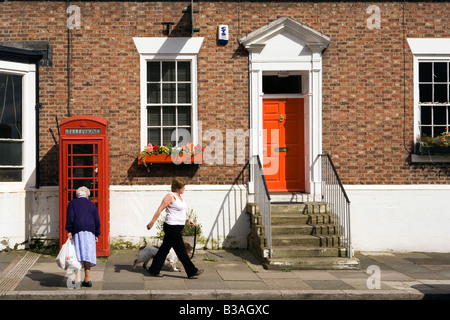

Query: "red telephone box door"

xmin=59 ymin=116 xmax=110 ymax=257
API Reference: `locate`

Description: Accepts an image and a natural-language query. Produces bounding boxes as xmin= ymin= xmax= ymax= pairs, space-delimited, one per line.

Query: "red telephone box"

xmin=59 ymin=115 xmax=110 ymax=256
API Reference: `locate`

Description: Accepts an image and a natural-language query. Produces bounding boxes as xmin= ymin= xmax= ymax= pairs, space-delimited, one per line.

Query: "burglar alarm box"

xmin=59 ymin=115 xmax=110 ymax=257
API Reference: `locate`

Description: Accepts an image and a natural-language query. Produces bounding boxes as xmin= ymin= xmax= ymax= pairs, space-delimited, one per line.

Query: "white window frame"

xmin=145 ymin=58 xmax=195 ymax=147
xmin=133 ymin=37 xmax=204 ymax=149
xmin=416 ymin=59 xmax=450 ymax=139
xmin=0 ymin=60 xmax=36 ymax=189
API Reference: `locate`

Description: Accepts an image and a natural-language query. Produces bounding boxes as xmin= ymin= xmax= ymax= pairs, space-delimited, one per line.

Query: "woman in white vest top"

xmin=146 ymin=177 xmax=203 ymax=278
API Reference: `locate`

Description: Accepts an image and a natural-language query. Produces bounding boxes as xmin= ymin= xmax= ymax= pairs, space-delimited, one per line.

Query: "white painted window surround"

xmin=133 ymin=37 xmax=204 ymax=149
xmin=0 ymin=59 xmax=37 ymax=190
xmin=408 ymin=38 xmax=450 ymax=163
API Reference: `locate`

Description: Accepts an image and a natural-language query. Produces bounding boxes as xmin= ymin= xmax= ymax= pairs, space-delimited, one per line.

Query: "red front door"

xmin=263 ymin=98 xmax=305 ymax=192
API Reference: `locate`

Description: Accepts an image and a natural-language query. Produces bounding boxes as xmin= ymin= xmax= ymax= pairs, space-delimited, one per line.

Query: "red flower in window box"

xmin=138 ymin=143 xmax=203 ymax=168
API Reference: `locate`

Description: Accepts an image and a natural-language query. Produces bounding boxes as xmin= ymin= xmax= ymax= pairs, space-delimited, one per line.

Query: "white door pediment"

xmin=238 ymin=16 xmax=330 ymax=57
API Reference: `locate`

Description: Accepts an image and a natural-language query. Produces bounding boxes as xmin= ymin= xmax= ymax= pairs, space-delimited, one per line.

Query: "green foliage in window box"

xmin=419 ymin=132 xmax=450 ymax=155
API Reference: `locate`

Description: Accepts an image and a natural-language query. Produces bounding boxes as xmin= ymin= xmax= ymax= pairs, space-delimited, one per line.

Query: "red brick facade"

xmin=1 ymin=1 xmax=449 ymax=186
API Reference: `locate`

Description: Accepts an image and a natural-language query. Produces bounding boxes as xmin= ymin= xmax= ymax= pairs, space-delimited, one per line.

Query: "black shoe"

xmin=82 ymin=281 xmax=92 ymax=287
xmin=188 ymin=269 xmax=204 ymax=279
xmin=148 ymin=270 xmax=164 ymax=277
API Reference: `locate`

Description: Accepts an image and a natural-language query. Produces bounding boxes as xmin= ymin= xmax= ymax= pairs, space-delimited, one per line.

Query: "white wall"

xmin=0 ymin=190 xmax=27 ymax=250
xmin=0 ymin=187 xmax=59 ymax=250
xmin=346 ymin=185 xmax=450 ymax=252
xmin=4 ymin=184 xmax=450 ymax=253
xmin=110 ymin=185 xmax=248 ymax=249
xmin=1 ymin=184 xmax=249 ymax=251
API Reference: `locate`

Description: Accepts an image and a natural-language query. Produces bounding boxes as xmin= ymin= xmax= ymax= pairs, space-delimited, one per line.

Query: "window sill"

xmin=411 ymin=154 xmax=450 ymax=163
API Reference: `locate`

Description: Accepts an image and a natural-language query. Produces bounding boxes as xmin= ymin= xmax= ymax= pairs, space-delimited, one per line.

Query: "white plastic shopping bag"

xmin=56 ymin=238 xmax=82 ymax=270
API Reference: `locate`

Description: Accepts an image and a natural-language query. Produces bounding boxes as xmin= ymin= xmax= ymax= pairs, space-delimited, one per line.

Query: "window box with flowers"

xmin=138 ymin=143 xmax=203 ymax=169
xmin=412 ymin=132 xmax=450 ymax=163
xmin=418 ymin=132 xmax=450 ymax=155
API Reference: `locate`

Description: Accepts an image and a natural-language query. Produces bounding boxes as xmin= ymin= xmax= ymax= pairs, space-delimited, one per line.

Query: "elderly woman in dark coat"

xmin=65 ymin=186 xmax=100 ymax=287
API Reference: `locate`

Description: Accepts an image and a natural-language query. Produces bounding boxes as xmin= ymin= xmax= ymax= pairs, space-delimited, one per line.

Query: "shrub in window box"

xmin=418 ymin=132 xmax=450 ymax=155
xmin=138 ymin=143 xmax=203 ymax=168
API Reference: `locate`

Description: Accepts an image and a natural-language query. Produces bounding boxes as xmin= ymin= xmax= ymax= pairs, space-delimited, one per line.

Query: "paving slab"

xmin=1 ymin=249 xmax=450 ymax=301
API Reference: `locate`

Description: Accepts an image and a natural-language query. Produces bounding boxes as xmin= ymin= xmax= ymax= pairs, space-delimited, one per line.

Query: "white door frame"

xmin=239 ymin=17 xmax=330 ymax=198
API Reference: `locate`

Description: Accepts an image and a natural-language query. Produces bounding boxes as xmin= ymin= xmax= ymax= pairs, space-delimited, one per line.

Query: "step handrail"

xmin=320 ymin=153 xmax=352 ymax=258
xmin=251 ymin=155 xmax=272 ymax=258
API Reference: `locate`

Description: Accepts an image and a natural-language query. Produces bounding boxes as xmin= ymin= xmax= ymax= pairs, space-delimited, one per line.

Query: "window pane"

xmin=73 ymin=167 xmax=94 ymax=178
xmin=419 ymin=62 xmax=432 ymax=82
xmin=178 ymin=106 xmax=191 ymax=126
xmin=72 ymin=144 xmax=93 ymax=154
xmin=434 ymin=84 xmax=448 ymax=103
xmin=162 ymin=62 xmax=175 ymax=81
xmin=147 ymin=83 xmax=160 ymax=103
xmin=73 ymin=178 xmax=93 ymax=190
xmin=147 ymin=62 xmax=160 ymax=82
xmin=263 ymin=75 xmax=302 ymax=94
xmin=421 ymin=126 xmax=432 ymax=137
xmin=0 ymin=169 xmax=21 ymax=182
xmin=178 ymin=128 xmax=192 ymax=144
xmin=162 ymin=83 xmax=176 ymax=103
xmin=148 ymin=128 xmax=161 ymax=145
xmin=0 ymin=141 xmax=22 ymax=165
xmin=419 ymin=84 xmax=432 ymax=103
xmin=177 ymin=61 xmax=191 ymax=81
xmin=0 ymin=74 xmax=23 ymax=139
xmin=73 ymin=156 xmax=93 ymax=167
xmin=163 ymin=128 xmax=176 ymax=146
xmin=177 ymin=83 xmax=191 ymax=103
xmin=434 ymin=126 xmax=447 ymax=137
xmin=434 ymin=62 xmax=447 ymax=82
xmin=147 ymin=106 xmax=161 ymax=126
xmin=421 ymin=105 xmax=432 ymax=125
xmin=433 ymin=106 xmax=447 ymax=125
xmin=163 ymin=106 xmax=176 ymax=126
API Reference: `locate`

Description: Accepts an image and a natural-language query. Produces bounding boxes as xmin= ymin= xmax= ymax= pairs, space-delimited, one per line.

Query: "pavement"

xmin=1 ymin=248 xmax=450 ymax=302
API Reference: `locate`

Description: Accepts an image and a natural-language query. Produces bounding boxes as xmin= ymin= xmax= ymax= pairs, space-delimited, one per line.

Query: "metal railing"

xmin=251 ymin=155 xmax=272 ymax=258
xmin=320 ymin=153 xmax=352 ymax=258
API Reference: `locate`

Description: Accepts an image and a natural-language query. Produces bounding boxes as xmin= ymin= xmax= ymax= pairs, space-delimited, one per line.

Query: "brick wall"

xmin=1 ymin=1 xmax=449 ymax=186
xmin=319 ymin=2 xmax=450 ymax=184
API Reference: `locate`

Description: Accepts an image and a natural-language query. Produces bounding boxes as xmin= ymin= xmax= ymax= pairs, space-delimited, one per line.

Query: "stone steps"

xmin=247 ymin=201 xmax=359 ymax=270
xmin=271 ymin=224 xmax=337 ymax=236
xmin=271 ymin=246 xmax=347 ymax=258
xmin=271 ymin=213 xmax=334 ymax=225
xmin=264 ymin=257 xmax=360 ymax=270
xmin=271 ymin=234 xmax=341 ymax=247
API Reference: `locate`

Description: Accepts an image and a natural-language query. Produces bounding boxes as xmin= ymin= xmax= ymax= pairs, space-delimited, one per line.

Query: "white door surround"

xmin=239 ymin=17 xmax=331 ymax=197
